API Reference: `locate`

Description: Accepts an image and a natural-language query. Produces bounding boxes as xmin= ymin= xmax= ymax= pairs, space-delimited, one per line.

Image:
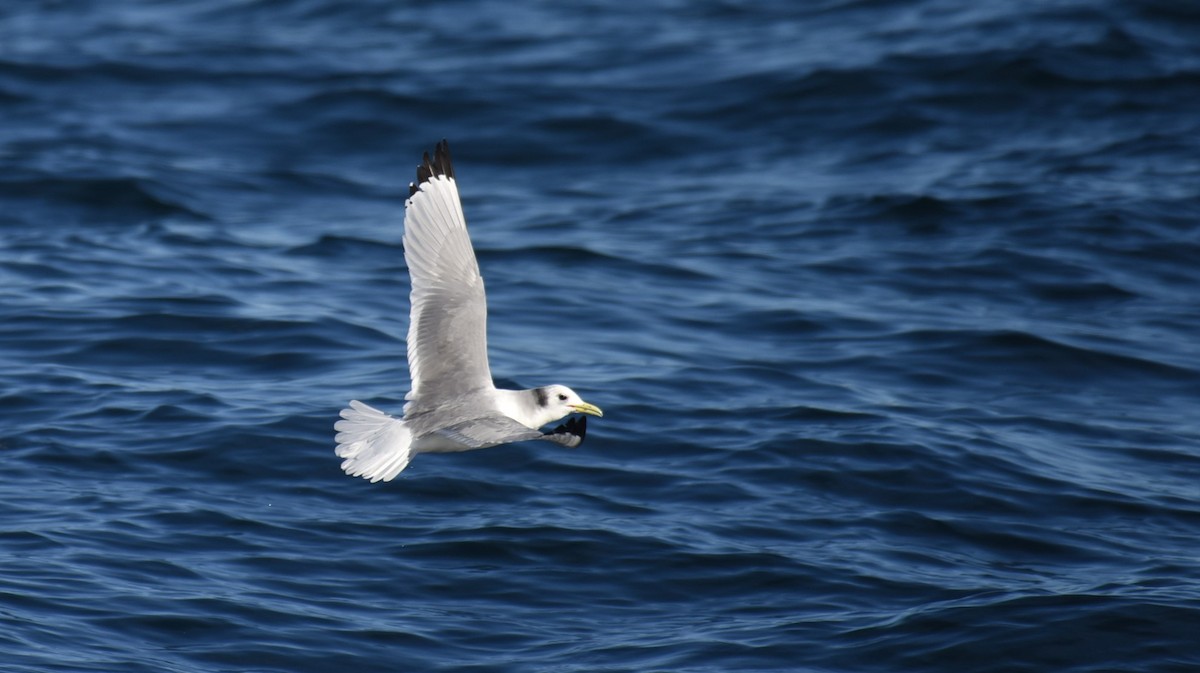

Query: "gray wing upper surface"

xmin=433 ymin=414 xmax=588 ymax=449
xmin=403 ymin=141 xmax=494 ymax=405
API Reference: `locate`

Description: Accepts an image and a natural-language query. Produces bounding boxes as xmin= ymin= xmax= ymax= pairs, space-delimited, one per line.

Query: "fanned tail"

xmin=334 ymin=400 xmax=414 ymax=482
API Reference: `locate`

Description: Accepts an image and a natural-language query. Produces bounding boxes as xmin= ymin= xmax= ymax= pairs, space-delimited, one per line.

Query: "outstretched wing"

xmin=433 ymin=414 xmax=589 ymax=450
xmin=403 ymin=140 xmax=493 ymax=404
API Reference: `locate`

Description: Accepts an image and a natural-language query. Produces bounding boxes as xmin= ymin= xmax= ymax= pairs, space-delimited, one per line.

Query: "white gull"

xmin=335 ymin=141 xmax=603 ymax=482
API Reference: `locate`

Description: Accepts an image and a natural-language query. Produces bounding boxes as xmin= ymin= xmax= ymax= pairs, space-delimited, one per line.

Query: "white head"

xmin=531 ymin=384 xmax=603 ymax=427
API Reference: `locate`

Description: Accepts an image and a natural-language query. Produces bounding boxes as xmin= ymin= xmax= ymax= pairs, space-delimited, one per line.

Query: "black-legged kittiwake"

xmin=335 ymin=141 xmax=603 ymax=482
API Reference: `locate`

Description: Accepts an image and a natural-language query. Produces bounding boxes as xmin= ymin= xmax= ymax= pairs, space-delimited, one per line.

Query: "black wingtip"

xmin=551 ymin=415 xmax=588 ymax=443
xmin=408 ymin=139 xmax=454 ymax=198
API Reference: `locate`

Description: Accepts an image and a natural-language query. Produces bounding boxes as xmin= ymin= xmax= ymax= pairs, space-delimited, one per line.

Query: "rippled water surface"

xmin=3 ymin=1 xmax=1200 ymax=671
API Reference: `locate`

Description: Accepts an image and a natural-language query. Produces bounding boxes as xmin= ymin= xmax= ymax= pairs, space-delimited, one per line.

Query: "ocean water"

xmin=3 ymin=1 xmax=1200 ymax=671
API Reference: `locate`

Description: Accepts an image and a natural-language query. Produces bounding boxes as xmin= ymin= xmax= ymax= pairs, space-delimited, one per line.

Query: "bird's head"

xmin=535 ymin=384 xmax=603 ymax=424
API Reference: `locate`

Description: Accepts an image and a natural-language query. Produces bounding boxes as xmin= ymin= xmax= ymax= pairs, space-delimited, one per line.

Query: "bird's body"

xmin=335 ymin=141 xmax=602 ymax=482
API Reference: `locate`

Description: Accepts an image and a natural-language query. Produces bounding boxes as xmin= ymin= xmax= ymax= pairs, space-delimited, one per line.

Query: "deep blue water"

xmin=3 ymin=1 xmax=1200 ymax=671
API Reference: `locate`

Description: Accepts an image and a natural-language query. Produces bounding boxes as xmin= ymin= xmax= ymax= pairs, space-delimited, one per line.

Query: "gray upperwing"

xmin=403 ymin=141 xmax=494 ymax=404
xmin=434 ymin=414 xmax=546 ymax=449
xmin=434 ymin=414 xmax=588 ymax=450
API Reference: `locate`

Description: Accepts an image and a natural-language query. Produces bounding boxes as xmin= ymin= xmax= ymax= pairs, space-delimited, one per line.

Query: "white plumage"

xmin=335 ymin=141 xmax=602 ymax=483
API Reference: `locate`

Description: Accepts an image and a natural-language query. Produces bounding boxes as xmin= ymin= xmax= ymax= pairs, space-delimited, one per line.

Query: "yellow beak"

xmin=570 ymin=401 xmax=604 ymax=418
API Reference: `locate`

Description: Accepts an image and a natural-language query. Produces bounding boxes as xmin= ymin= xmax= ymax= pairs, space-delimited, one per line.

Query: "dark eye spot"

xmin=558 ymin=393 xmax=568 ymax=401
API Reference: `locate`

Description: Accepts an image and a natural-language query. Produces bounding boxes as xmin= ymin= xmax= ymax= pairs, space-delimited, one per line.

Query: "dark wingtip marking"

xmin=409 ymin=139 xmax=454 ymax=198
xmin=551 ymin=415 xmax=587 ymax=442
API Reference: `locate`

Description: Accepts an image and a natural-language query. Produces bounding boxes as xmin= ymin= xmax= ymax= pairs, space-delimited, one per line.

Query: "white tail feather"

xmin=334 ymin=400 xmax=414 ymax=482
